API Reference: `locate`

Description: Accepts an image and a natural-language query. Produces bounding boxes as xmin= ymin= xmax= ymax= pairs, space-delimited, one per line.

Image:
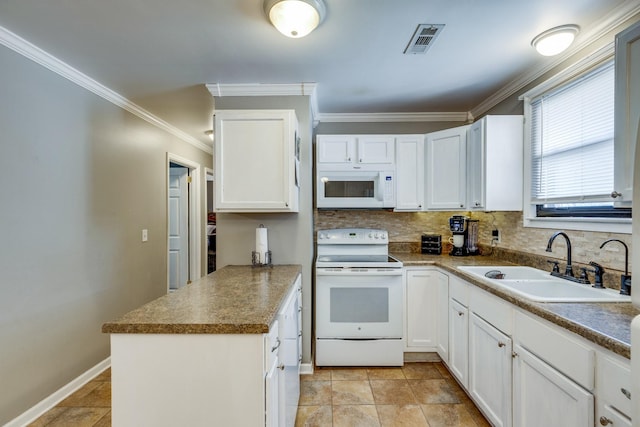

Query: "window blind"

xmin=530 ymin=61 xmax=614 ymax=204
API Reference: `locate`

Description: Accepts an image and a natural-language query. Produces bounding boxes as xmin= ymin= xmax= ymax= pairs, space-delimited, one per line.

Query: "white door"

xmin=169 ymin=166 xmax=189 ymax=290
xmin=469 ymin=313 xmax=512 ymax=427
xmin=513 ymin=344 xmax=594 ymax=427
xmin=425 ymin=125 xmax=469 ymax=210
xmin=449 ymin=298 xmax=469 ymax=388
xmin=395 ymin=136 xmax=425 ymax=211
xmin=357 ymin=136 xmax=395 ymax=164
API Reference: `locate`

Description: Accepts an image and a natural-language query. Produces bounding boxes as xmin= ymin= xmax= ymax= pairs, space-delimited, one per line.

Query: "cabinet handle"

xmin=621 ymin=387 xmax=631 ymax=399
xmin=457 ymin=311 xmax=464 ymax=317
xmin=611 ymin=191 xmax=622 ymax=199
xmin=347 ymin=157 xmax=351 ymax=162
xmin=298 ymin=332 xmax=302 ymax=337
xmin=599 ymin=416 xmax=613 ymax=426
xmin=278 ymin=363 xmax=285 ymax=371
xmin=359 ymin=158 xmax=363 ymax=163
xmin=512 ymin=352 xmax=518 ymax=358
xmin=298 ymin=307 xmax=302 ymax=313
xmin=285 ymin=202 xmax=289 ymax=207
xmin=459 ymin=204 xmax=464 ymax=208
xmin=271 ymin=338 xmax=281 ymax=353
xmin=498 ymin=342 xmax=506 ymax=348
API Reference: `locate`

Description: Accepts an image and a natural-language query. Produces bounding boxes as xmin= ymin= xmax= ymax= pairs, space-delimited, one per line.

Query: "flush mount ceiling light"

xmin=204 ymin=130 xmax=214 ymax=141
xmin=531 ymin=24 xmax=580 ymax=56
xmin=264 ymin=0 xmax=326 ymax=38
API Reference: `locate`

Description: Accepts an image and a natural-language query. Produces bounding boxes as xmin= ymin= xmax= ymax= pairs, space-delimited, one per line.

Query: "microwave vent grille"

xmin=404 ymin=24 xmax=445 ymax=55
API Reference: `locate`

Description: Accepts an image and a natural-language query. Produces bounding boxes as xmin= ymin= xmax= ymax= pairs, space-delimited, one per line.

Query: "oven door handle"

xmin=316 ymin=268 xmax=403 ymax=276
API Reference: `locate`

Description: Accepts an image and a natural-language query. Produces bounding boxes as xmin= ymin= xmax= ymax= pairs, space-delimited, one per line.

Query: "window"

xmin=523 ymin=58 xmax=631 ymax=231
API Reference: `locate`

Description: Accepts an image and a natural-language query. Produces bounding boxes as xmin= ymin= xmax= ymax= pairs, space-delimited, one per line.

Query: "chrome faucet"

xmin=546 ymin=231 xmax=574 ymax=278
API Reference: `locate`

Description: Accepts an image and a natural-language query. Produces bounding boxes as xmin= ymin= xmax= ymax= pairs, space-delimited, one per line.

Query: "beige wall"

xmin=0 ymin=46 xmax=212 ymax=424
xmin=213 ymin=96 xmax=315 ymax=365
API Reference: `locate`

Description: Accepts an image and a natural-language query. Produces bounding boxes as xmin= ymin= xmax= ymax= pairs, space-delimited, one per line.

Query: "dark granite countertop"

xmin=394 ymin=253 xmax=638 ymax=359
xmin=102 ymin=265 xmax=302 ymax=335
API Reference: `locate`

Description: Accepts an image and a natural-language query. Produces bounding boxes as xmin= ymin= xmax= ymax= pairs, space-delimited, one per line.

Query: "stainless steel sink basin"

xmin=457 ymin=266 xmax=631 ymax=303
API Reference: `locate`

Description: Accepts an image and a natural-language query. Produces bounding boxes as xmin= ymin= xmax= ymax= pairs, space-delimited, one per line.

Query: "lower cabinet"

xmin=512 ymin=344 xmax=594 ymax=427
xmin=439 ymin=273 xmax=624 ymax=427
xmin=469 ymin=313 xmax=512 ymax=427
xmin=405 ymin=269 xmax=445 ymax=350
xmin=448 ymin=298 xmax=469 ymax=388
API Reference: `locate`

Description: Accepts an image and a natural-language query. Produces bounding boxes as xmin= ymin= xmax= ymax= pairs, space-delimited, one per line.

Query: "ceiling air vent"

xmin=404 ymin=24 xmax=445 ymax=54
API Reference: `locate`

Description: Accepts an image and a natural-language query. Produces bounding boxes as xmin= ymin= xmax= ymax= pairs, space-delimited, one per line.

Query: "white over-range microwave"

xmin=316 ymin=170 xmax=395 ymax=208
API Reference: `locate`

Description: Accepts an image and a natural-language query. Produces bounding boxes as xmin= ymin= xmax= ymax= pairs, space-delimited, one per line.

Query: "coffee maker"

xmin=449 ymin=215 xmax=479 ymax=256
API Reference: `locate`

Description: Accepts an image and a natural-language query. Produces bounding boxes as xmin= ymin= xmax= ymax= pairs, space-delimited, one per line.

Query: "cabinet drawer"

xmin=265 ymin=320 xmax=279 ymax=370
xmin=599 ymin=405 xmax=632 ymax=427
xmin=449 ymin=275 xmax=469 ymax=306
xmin=469 ymin=286 xmax=512 ymax=335
xmin=598 ymin=354 xmax=632 ymax=418
xmin=514 ymin=311 xmax=595 ymax=390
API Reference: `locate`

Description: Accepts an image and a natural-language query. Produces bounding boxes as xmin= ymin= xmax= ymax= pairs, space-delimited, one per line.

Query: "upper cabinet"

xmin=467 ymin=115 xmax=524 ymax=211
xmin=214 ymin=110 xmax=299 ymax=213
xmin=317 ymin=135 xmax=394 ymax=168
xmin=394 ymin=135 xmax=425 ymax=211
xmin=613 ymin=21 xmax=640 ymax=207
xmin=425 ymin=125 xmax=469 ymax=210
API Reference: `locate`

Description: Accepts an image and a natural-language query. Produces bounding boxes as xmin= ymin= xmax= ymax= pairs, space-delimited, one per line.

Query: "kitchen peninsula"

xmin=102 ymin=264 xmax=302 ymax=427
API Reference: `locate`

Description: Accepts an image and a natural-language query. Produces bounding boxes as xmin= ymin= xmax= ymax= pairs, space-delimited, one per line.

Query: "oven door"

xmin=315 ymin=268 xmax=403 ymax=339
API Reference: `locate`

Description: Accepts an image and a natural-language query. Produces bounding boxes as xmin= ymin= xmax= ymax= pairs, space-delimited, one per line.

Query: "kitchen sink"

xmin=457 ymin=266 xmax=631 ymax=303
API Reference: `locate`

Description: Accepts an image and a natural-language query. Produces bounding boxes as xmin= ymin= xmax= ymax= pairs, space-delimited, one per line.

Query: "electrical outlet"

xmin=492 ymin=229 xmax=501 ymax=243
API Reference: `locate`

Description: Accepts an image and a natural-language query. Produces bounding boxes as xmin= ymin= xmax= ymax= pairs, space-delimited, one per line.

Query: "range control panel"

xmin=317 ymin=228 xmax=388 ymax=243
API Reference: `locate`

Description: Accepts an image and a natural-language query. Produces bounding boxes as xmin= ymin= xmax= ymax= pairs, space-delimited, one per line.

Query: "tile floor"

xmin=28 ymin=362 xmax=489 ymax=427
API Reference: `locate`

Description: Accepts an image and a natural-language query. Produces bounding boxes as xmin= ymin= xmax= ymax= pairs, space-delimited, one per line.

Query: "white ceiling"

xmin=0 ymin=0 xmax=637 ymax=148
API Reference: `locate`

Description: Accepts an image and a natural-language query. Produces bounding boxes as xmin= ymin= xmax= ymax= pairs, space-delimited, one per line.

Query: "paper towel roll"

xmin=256 ymin=225 xmax=269 ymax=264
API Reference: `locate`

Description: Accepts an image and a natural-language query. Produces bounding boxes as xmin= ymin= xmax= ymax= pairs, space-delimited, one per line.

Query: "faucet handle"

xmin=578 ymin=267 xmax=591 ymax=284
xmin=547 ymin=260 xmax=560 ymax=273
xmin=588 ymin=261 xmax=605 ymax=288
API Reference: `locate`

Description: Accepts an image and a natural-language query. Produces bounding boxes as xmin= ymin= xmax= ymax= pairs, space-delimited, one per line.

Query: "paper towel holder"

xmin=252 ymin=250 xmax=272 ymax=267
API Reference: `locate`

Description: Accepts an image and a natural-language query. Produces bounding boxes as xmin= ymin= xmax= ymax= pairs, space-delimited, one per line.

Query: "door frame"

xmin=166 ymin=152 xmax=202 ymax=292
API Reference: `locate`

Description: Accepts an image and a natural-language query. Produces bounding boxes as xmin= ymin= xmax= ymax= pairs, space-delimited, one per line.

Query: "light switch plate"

xmin=142 ymin=229 xmax=148 ymax=242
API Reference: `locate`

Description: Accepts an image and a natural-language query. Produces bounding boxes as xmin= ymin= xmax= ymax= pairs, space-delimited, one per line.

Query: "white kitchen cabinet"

xmin=596 ymin=352 xmax=632 ymax=427
xmin=448 ymin=297 xmax=469 ymax=388
xmin=425 ymin=125 xmax=469 ymax=210
xmin=613 ymin=21 xmax=640 ymax=207
xmin=405 ymin=269 xmax=440 ymax=350
xmin=265 ymin=321 xmax=281 ymax=427
xmin=512 ymin=344 xmax=594 ymax=427
xmin=469 ymin=312 xmax=512 ymax=427
xmin=278 ymin=276 xmax=302 ymax=427
xmin=436 ymin=271 xmax=449 ymax=362
xmin=214 ymin=110 xmax=299 ymax=212
xmin=316 ymin=135 xmax=394 ymax=167
xmin=394 ymin=135 xmax=425 ymax=211
xmin=467 ymin=115 xmax=523 ymax=211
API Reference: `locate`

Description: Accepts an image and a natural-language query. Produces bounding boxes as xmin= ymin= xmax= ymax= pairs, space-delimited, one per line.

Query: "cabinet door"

xmin=469 ymin=313 xmax=512 ymax=427
xmin=513 ymin=344 xmax=594 ymax=427
xmin=613 ymin=21 xmax=640 ymax=207
xmin=425 ymin=125 xmax=469 ymax=210
xmin=215 ymin=110 xmax=298 ymax=212
xmin=395 ymin=136 xmax=425 ymax=211
xmin=448 ymin=298 xmax=469 ymax=388
xmin=405 ymin=269 xmax=438 ymax=350
xmin=357 ymin=136 xmax=395 ymax=164
xmin=265 ymin=357 xmax=281 ymax=427
xmin=279 ymin=284 xmax=301 ymax=427
xmin=467 ymin=120 xmax=486 ymax=209
xmin=317 ymin=135 xmax=355 ymax=164
xmin=436 ymin=272 xmax=449 ymax=362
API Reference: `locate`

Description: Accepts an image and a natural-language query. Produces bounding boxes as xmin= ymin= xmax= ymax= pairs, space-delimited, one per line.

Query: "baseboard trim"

xmin=5 ymin=357 xmax=111 ymax=427
xmin=299 ymin=363 xmax=314 ymax=375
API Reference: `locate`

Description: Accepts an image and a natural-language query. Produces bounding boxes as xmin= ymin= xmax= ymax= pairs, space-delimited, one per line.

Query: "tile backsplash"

xmin=315 ymin=209 xmax=632 ymax=282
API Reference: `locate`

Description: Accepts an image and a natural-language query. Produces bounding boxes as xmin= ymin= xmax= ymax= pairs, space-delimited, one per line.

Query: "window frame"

xmin=520 ymin=43 xmax=631 ymax=234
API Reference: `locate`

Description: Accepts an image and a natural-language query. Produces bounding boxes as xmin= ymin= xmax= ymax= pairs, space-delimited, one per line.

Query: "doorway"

xmin=205 ymin=168 xmax=216 ymax=273
xmin=167 ymin=153 xmax=202 ymax=292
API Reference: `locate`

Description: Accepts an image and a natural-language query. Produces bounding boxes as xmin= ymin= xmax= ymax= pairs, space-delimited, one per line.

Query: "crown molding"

xmin=316 ymin=111 xmax=472 ymax=123
xmin=470 ymin=0 xmax=640 ymax=118
xmin=207 ymin=82 xmax=320 ymax=127
xmin=0 ymin=25 xmax=212 ymax=154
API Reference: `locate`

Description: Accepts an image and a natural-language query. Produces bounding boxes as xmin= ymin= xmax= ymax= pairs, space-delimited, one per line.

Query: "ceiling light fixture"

xmin=531 ymin=24 xmax=580 ymax=56
xmin=204 ymin=130 xmax=214 ymax=141
xmin=264 ymin=0 xmax=326 ymax=38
